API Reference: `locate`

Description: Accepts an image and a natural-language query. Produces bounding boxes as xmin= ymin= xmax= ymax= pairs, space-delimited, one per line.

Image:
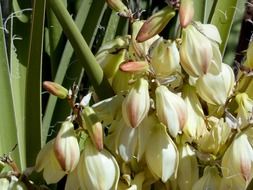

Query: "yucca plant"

xmin=1 ymin=0 xmax=253 ymax=189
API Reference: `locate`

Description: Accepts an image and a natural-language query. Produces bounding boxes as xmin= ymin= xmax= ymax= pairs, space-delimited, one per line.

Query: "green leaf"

xmin=0 ymin=5 xmax=20 ymax=167
xmin=210 ymin=0 xmax=239 ymax=55
xmin=12 ymin=0 xmax=29 ymax=23
xmin=193 ymin=0 xmax=207 ymax=23
xmin=102 ymin=10 xmax=120 ymax=45
xmin=48 ymin=0 xmax=114 ymax=98
xmin=42 ymin=0 xmax=93 ymax=144
xmin=25 ymin=0 xmax=46 ymax=166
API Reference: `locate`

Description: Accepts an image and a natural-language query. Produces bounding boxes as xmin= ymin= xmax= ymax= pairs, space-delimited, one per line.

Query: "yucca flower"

xmin=222 ymin=134 xmax=253 ymax=189
xmin=150 ymin=38 xmax=181 ymax=77
xmin=122 ymin=78 xmax=150 ymax=128
xmin=155 ymin=85 xmax=187 ymax=137
xmin=77 ymin=139 xmax=120 ymax=190
xmin=145 ymin=123 xmax=179 ymax=182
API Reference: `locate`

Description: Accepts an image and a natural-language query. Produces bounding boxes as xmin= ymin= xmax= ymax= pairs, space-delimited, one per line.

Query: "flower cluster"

xmin=33 ymin=0 xmax=253 ymax=189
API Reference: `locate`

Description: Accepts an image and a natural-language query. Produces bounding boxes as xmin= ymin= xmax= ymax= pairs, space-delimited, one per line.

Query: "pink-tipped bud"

xmin=122 ymin=78 xmax=150 ymax=128
xmin=54 ymin=121 xmax=80 ymax=173
xmin=43 ymin=81 xmax=68 ymax=99
xmin=136 ymin=6 xmax=175 ymax=42
xmin=179 ymin=0 xmax=194 ymax=28
xmin=120 ymin=61 xmax=149 ymax=73
xmin=82 ymin=106 xmax=103 ymax=151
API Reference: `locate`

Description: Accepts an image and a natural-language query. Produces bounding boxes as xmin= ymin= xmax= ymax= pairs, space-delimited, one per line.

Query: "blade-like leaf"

xmin=0 ymin=4 xmax=20 ymax=167
xmin=210 ymin=0 xmax=239 ymax=55
xmin=48 ymin=0 xmax=114 ymax=98
xmin=25 ymin=0 xmax=46 ymax=166
xmin=42 ymin=0 xmax=93 ymax=144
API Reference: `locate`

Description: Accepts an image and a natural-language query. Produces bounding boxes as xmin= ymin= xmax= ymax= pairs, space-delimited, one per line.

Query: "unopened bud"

xmin=82 ymin=106 xmax=103 ymax=151
xmin=122 ymin=78 xmax=150 ymax=128
xmin=179 ymin=0 xmax=194 ymax=28
xmin=120 ymin=61 xmax=149 ymax=73
xmin=155 ymin=85 xmax=187 ymax=137
xmin=136 ymin=6 xmax=175 ymax=42
xmin=106 ymin=0 xmax=130 ymax=17
xmin=150 ymin=38 xmax=180 ymax=76
xmin=180 ymin=24 xmax=213 ymax=77
xmin=54 ymin=121 xmax=80 ymax=173
xmin=43 ymin=81 xmax=68 ymax=99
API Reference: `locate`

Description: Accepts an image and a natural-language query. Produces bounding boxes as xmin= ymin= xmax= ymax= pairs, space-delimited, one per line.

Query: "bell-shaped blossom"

xmin=192 ymin=166 xmax=222 ymax=190
xmin=180 ymin=24 xmax=213 ymax=77
xmin=177 ymin=142 xmax=199 ymax=190
xmin=54 ymin=121 xmax=80 ymax=173
xmin=235 ymin=93 xmax=253 ymax=127
xmin=197 ymin=117 xmax=230 ymax=156
xmin=222 ymin=134 xmax=253 ymax=189
xmin=182 ymin=85 xmax=207 ymax=140
xmin=155 ymin=85 xmax=187 ymax=137
xmin=122 ymin=78 xmax=150 ymax=128
xmin=105 ymin=114 xmax=157 ymax=162
xmin=35 ymin=140 xmax=66 ymax=184
xmin=145 ymin=123 xmax=179 ymax=182
xmin=196 ymin=63 xmax=235 ymax=105
xmin=150 ymin=38 xmax=180 ymax=77
xmin=77 ymin=139 xmax=120 ymax=190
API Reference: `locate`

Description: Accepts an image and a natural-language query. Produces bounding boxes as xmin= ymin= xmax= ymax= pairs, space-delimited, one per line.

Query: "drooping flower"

xmin=77 ymin=139 xmax=120 ymax=190
xmin=196 ymin=63 xmax=235 ymax=105
xmin=150 ymin=38 xmax=181 ymax=77
xmin=155 ymin=85 xmax=187 ymax=137
xmin=222 ymin=134 xmax=253 ymax=189
xmin=122 ymin=78 xmax=150 ymax=128
xmin=145 ymin=123 xmax=179 ymax=182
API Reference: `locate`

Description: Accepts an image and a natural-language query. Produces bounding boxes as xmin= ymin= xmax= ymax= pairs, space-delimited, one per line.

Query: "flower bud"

xmin=150 ymin=38 xmax=180 ymax=77
xmin=120 ymin=61 xmax=149 ymax=73
xmin=82 ymin=106 xmax=103 ymax=151
xmin=35 ymin=140 xmax=66 ymax=184
xmin=177 ymin=143 xmax=199 ymax=190
xmin=145 ymin=123 xmax=179 ymax=182
xmin=196 ymin=63 xmax=235 ymax=105
xmin=43 ymin=81 xmax=68 ymax=99
xmin=192 ymin=166 xmax=222 ymax=190
xmin=129 ymin=20 xmax=160 ymax=60
xmin=136 ymin=6 xmax=175 ymax=42
xmin=235 ymin=93 xmax=253 ymax=127
xmin=155 ymin=85 xmax=187 ymax=137
xmin=106 ymin=0 xmax=130 ymax=17
xmin=180 ymin=24 xmax=213 ymax=77
xmin=122 ymin=78 xmax=150 ymax=128
xmin=54 ymin=121 xmax=80 ymax=173
xmin=179 ymin=0 xmax=194 ymax=28
xmin=222 ymin=134 xmax=253 ymax=189
xmin=78 ymin=139 xmax=120 ymax=190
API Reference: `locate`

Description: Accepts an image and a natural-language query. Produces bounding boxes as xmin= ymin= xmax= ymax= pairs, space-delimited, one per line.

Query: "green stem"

xmin=48 ymin=0 xmax=115 ymax=100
